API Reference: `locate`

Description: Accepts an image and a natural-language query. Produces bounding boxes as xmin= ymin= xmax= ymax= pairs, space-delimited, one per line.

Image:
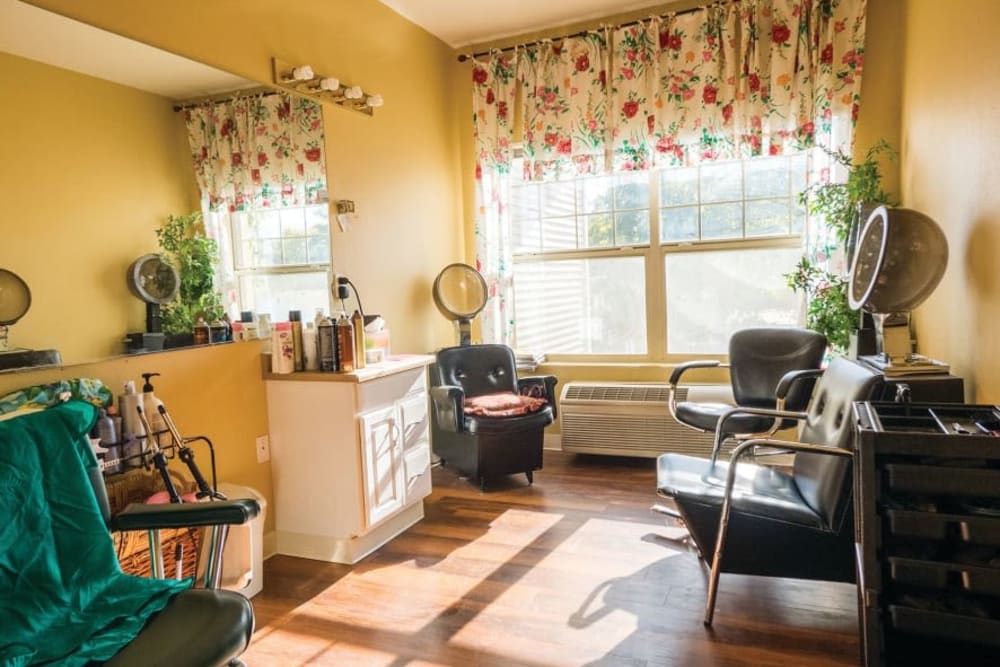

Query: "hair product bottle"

xmin=351 ymin=310 xmax=366 ymax=369
xmin=289 ymin=310 xmax=304 ymax=371
xmin=318 ymin=316 xmax=336 ymax=371
xmin=336 ymin=313 xmax=355 ymax=373
xmin=271 ymin=322 xmax=295 ymax=374
xmin=302 ymin=322 xmax=318 ymax=371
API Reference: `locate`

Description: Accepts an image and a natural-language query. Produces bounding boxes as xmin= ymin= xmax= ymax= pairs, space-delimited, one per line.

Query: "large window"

xmin=510 ymin=154 xmax=806 ymax=357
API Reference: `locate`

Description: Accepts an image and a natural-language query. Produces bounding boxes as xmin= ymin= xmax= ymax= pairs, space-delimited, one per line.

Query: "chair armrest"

xmin=727 ymin=438 xmax=853 ymax=466
xmin=430 ymin=385 xmax=466 ymax=433
xmin=518 ymin=375 xmax=559 ymax=419
xmin=668 ymin=360 xmax=726 ymax=422
xmin=710 ymin=406 xmax=808 ymax=465
xmin=111 ymin=498 xmax=260 ymax=531
xmin=774 ymin=368 xmax=825 ymax=411
xmin=668 ymin=360 xmax=724 ymax=386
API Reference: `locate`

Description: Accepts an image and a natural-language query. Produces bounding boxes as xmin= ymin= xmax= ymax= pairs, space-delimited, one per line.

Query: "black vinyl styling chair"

xmin=97 ymin=467 xmax=260 ymax=665
xmin=656 ymin=356 xmax=880 ymax=625
xmin=430 ymin=344 xmax=557 ymax=490
xmin=668 ymin=327 xmax=828 ymax=453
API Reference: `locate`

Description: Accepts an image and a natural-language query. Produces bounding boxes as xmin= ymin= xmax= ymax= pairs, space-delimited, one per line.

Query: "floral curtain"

xmin=472 ymin=51 xmax=519 ymax=345
xmin=471 ymin=0 xmax=867 ymax=345
xmin=519 ymin=33 xmax=611 ymax=180
xmin=184 ymin=92 xmax=326 ymax=211
xmin=183 ymin=92 xmax=327 ymax=314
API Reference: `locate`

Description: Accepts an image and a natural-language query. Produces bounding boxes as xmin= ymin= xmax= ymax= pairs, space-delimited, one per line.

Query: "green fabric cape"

xmin=0 ymin=401 xmax=190 ymax=666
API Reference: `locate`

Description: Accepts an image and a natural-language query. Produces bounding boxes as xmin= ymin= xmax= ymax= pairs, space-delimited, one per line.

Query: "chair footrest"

xmin=651 ymin=503 xmax=682 ymax=519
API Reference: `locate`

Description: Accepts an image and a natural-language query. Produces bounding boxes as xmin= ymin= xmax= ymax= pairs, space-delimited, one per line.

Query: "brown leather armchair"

xmin=430 ymin=344 xmax=557 ymax=490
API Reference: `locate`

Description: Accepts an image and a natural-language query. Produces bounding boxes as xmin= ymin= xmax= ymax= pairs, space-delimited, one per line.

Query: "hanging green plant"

xmin=786 ymin=140 xmax=897 ymax=352
xmin=155 ymin=212 xmax=225 ymax=335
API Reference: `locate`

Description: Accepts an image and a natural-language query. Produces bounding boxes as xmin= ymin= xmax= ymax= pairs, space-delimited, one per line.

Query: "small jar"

xmin=192 ymin=318 xmax=211 ymax=345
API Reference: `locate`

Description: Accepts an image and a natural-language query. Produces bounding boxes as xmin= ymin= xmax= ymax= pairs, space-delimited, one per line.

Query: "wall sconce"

xmin=272 ymin=58 xmax=382 ymax=116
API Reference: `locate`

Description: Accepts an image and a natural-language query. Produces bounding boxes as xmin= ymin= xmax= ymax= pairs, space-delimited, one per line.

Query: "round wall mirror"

xmin=432 ymin=263 xmax=487 ymax=346
xmin=0 ymin=269 xmax=31 ymax=352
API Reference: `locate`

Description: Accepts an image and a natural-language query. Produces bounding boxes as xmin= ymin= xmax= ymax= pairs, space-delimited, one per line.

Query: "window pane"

xmin=700 ymin=162 xmax=742 ymax=202
xmin=542 ymin=216 xmax=577 ymax=250
xmin=745 ymin=156 xmax=789 ymax=198
xmin=256 ymin=209 xmax=281 ymax=239
xmin=238 ymin=270 xmax=330 ymax=322
xmin=308 ymin=236 xmax=330 ymax=264
xmin=790 ymin=154 xmax=808 ymax=196
xmin=660 ymin=167 xmax=698 ymax=206
xmin=541 ymin=181 xmax=575 ymax=217
xmin=514 ymin=256 xmax=646 ymax=354
xmin=584 ymin=213 xmax=614 ymax=248
xmin=256 ymin=239 xmax=282 ymax=266
xmin=283 ymin=238 xmax=308 ymax=264
xmin=661 ymin=206 xmax=699 ymax=242
xmin=614 ymin=173 xmax=650 ymax=210
xmin=579 ymin=175 xmax=614 ymax=213
xmin=305 ymin=205 xmax=330 ymax=236
xmin=511 ymin=184 xmax=541 ymax=220
xmin=615 ymin=210 xmax=650 ymax=245
xmin=665 ymin=247 xmax=802 ymax=354
xmin=512 ymin=216 xmax=542 ymax=253
xmin=280 ymin=208 xmax=306 ymax=237
xmin=745 ymin=198 xmax=790 ymax=237
xmin=701 ymin=203 xmax=742 ymax=239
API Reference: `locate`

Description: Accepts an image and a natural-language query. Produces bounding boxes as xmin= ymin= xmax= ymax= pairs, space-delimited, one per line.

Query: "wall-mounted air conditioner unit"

xmin=559 ymin=382 xmax=734 ymax=458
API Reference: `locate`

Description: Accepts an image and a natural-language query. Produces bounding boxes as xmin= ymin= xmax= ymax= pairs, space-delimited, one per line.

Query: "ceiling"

xmin=378 ymin=0 xmax=671 ymax=48
xmin=0 ymin=0 xmax=255 ymax=99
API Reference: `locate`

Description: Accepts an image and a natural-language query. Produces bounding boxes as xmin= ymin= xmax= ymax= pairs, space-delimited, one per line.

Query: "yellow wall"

xmin=901 ymin=0 xmax=1000 ymax=402
xmin=0 ymin=51 xmax=196 ymax=362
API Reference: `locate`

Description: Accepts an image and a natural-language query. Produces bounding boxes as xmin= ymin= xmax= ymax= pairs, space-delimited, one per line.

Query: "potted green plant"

xmin=155 ymin=212 xmax=225 ymax=344
xmin=786 ymin=140 xmax=896 ymax=352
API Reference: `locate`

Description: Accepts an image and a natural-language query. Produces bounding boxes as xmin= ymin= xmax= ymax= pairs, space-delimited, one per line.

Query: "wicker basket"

xmin=114 ymin=527 xmax=203 ymax=579
xmin=106 ymin=467 xmax=203 ymax=579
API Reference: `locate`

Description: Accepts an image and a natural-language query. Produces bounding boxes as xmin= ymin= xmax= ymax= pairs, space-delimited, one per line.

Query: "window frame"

xmin=509 ymin=154 xmax=807 ymax=362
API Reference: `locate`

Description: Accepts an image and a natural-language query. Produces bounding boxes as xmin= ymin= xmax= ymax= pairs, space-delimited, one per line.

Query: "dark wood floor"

xmin=244 ymin=451 xmax=860 ymax=666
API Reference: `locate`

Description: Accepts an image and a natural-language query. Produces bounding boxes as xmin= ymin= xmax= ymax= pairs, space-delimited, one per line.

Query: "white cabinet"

xmin=264 ymin=357 xmax=433 ymax=564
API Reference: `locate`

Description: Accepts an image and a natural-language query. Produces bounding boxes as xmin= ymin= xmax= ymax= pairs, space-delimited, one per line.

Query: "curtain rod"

xmin=173 ymin=87 xmax=280 ymax=112
xmin=456 ymin=1 xmax=730 ymax=62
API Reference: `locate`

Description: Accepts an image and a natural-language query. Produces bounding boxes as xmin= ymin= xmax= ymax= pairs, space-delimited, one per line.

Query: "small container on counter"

xmin=271 ymin=321 xmax=295 ymax=374
xmin=318 ymin=317 xmax=336 ymax=371
xmin=336 ymin=313 xmax=355 ymax=373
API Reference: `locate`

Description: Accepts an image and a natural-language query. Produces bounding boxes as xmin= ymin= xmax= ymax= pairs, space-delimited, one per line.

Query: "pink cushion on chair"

xmin=463 ymin=392 xmax=547 ymax=417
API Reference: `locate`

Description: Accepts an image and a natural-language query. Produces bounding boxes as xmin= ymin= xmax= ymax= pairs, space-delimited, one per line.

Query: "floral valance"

xmin=184 ymin=93 xmax=327 ymax=211
xmin=472 ymin=0 xmax=867 ymax=180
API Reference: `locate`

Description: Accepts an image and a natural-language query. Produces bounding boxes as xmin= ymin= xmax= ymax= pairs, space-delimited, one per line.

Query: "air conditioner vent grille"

xmin=563 ymin=384 xmax=673 ymax=403
xmin=558 ymin=382 xmax=726 ymax=458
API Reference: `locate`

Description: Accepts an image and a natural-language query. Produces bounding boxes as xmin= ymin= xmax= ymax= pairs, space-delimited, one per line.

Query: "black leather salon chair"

xmin=656 ymin=356 xmax=879 ymax=625
xmin=668 ymin=326 xmax=827 ymax=460
xmin=105 ymin=491 xmax=260 ymax=666
xmin=430 ymin=344 xmax=557 ymax=490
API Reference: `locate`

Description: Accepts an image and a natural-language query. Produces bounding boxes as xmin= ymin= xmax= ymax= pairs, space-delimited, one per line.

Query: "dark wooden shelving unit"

xmin=854 ymin=401 xmax=1000 ymax=666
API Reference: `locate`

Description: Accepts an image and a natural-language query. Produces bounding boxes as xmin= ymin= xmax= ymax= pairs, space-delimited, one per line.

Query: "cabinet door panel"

xmin=398 ymin=393 xmax=429 ymax=453
xmin=360 ymin=406 xmax=405 ymax=528
xmin=404 ymin=443 xmax=432 ymax=501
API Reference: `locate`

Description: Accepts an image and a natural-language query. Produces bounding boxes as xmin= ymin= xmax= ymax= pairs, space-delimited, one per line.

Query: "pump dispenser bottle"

xmin=140 ymin=372 xmax=167 ymax=447
xmin=120 ymin=380 xmax=142 ymax=441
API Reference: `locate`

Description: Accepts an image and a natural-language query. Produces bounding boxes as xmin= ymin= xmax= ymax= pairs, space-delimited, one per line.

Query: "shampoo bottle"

xmin=318 ymin=316 xmax=336 ymax=371
xmin=303 ymin=322 xmax=318 ymax=371
xmin=141 ymin=372 xmax=168 ymax=448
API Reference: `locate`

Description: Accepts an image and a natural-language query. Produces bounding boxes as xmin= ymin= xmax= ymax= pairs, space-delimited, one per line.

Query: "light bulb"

xmin=365 ymin=94 xmax=384 ymax=108
xmin=292 ymin=65 xmax=314 ymax=81
xmin=345 ymin=86 xmax=363 ymax=100
xmin=319 ymin=77 xmax=340 ymax=91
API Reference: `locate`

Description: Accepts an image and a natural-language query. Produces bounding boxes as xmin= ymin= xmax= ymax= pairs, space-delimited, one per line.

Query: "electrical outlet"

xmin=256 ymin=435 xmax=270 ymax=463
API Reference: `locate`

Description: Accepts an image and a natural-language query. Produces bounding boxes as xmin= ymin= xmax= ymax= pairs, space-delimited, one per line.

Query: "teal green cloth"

xmin=0 ymin=401 xmax=191 ymax=666
xmin=0 ymin=379 xmax=112 ymax=418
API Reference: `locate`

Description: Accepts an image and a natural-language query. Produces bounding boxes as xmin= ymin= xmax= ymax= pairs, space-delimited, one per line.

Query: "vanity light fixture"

xmin=272 ymin=58 xmax=382 ymax=116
